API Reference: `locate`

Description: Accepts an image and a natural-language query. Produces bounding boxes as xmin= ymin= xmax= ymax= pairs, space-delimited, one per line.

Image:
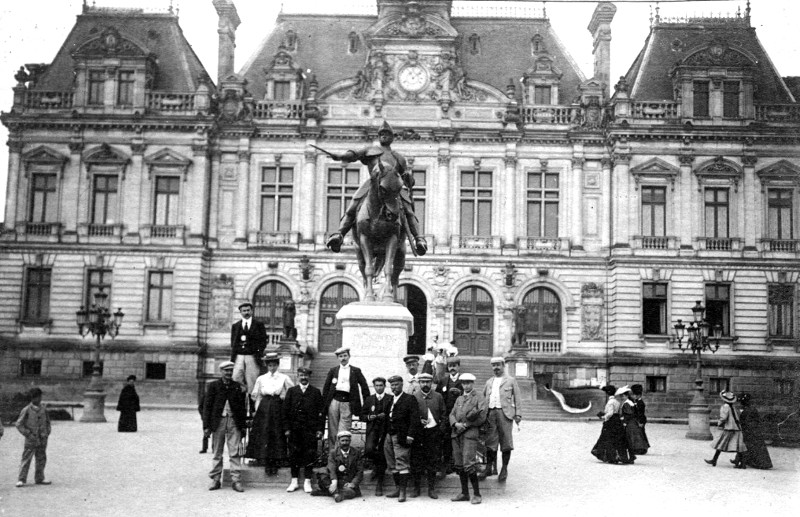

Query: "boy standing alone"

xmin=15 ymin=387 xmax=51 ymax=487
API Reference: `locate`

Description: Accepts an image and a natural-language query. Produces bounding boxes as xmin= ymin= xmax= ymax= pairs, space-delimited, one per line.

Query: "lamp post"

xmin=673 ymin=300 xmax=722 ymax=440
xmin=76 ymin=288 xmax=124 ymax=422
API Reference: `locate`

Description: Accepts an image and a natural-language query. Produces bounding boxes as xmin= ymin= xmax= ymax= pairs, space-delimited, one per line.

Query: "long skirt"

xmin=591 ymin=415 xmax=632 ymax=464
xmin=117 ymin=410 xmax=138 ymax=432
xmin=247 ymin=396 xmax=287 ymax=462
xmin=711 ymin=429 xmax=747 ymax=453
xmin=625 ymin=422 xmax=650 ymax=455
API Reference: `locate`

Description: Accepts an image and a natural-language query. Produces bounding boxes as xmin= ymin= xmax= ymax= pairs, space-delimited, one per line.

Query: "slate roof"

xmin=32 ymin=9 xmax=209 ymax=92
xmin=623 ymin=20 xmax=795 ymax=103
xmin=240 ymin=13 xmax=586 ymax=103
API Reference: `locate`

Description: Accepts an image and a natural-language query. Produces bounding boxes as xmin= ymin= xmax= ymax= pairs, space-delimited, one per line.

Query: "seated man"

xmin=310 ymin=431 xmax=364 ymax=503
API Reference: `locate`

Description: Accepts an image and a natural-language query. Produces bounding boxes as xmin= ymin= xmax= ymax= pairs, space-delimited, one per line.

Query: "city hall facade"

xmin=1 ymin=0 xmax=798 ymax=416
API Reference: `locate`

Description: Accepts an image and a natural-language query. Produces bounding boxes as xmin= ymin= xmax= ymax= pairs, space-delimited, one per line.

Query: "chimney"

xmin=587 ymin=2 xmax=617 ymax=98
xmin=213 ymin=0 xmax=241 ymax=84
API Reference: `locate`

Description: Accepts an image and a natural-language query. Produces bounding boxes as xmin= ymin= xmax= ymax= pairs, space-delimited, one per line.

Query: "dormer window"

xmin=117 ymin=70 xmax=135 ymax=106
xmin=693 ymin=81 xmax=709 ymax=117
xmin=348 ymin=32 xmax=360 ymax=54
xmin=723 ymin=81 xmax=740 ymax=118
xmin=534 ymin=85 xmax=551 ymax=105
xmin=274 ymin=81 xmax=290 ymax=101
xmin=88 ymin=70 xmax=105 ymax=105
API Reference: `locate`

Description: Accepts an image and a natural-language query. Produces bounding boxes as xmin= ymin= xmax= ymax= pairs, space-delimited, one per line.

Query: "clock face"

xmin=398 ymin=65 xmax=427 ymax=92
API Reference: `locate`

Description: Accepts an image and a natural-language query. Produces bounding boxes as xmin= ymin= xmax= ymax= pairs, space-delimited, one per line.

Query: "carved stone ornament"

xmin=581 ymin=282 xmax=605 ymax=341
xmin=630 ymin=157 xmax=680 ymax=191
xmin=694 ymin=156 xmax=743 ymax=192
xmin=383 ymin=5 xmax=444 ymax=38
xmin=73 ymin=26 xmax=148 ymax=58
xmin=682 ymin=45 xmax=754 ymax=68
xmin=437 ymin=153 xmax=450 ymax=166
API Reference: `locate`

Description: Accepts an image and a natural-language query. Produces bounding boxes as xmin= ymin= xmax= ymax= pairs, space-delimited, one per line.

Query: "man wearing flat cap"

xmin=203 ymin=361 xmax=247 ymax=493
xmin=403 ymin=355 xmax=421 ymax=395
xmin=230 ymin=302 xmax=268 ymax=405
xmin=411 ymin=372 xmax=446 ymax=498
xmin=361 ymin=376 xmax=392 ymax=496
xmin=450 ymin=373 xmax=487 ymax=504
xmin=283 ymin=366 xmax=325 ymax=493
xmin=384 ymin=375 xmax=421 ymax=502
xmin=327 ymin=431 xmax=364 ymax=502
xmin=322 ymin=347 xmax=370 ymax=448
xmin=482 ymin=356 xmax=522 ymax=482
xmin=436 ymin=356 xmax=464 ymax=476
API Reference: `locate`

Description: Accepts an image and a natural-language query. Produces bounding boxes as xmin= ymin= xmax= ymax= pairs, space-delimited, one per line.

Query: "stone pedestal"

xmin=80 ymin=390 xmax=107 ymax=423
xmin=336 ymin=302 xmax=413 ymax=385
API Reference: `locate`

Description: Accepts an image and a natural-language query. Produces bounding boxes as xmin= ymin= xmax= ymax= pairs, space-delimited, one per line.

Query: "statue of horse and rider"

xmin=317 ymin=121 xmax=427 ymax=303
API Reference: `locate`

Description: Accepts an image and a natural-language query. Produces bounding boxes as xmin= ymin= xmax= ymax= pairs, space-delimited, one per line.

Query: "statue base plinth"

xmin=336 ymin=302 xmax=413 ymax=384
xmin=79 ymin=390 xmax=107 ymax=423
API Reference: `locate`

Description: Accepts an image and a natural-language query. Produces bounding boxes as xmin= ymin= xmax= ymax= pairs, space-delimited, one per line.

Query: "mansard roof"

xmin=623 ymin=17 xmax=795 ymax=103
xmin=31 ymin=9 xmax=209 ymax=92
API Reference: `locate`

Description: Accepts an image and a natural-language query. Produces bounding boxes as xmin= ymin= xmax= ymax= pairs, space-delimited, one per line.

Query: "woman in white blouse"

xmin=591 ymin=385 xmax=633 ymax=464
xmin=246 ymin=353 xmax=294 ymax=475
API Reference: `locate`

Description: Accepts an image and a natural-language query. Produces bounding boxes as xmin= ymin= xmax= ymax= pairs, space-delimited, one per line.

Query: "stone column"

xmin=67 ymin=143 xmax=86 ymax=241
xmin=600 ymin=157 xmax=613 ymax=249
xmin=503 ymin=154 xmax=518 ymax=248
xmin=188 ymin=142 xmax=209 ymax=244
xmin=612 ymin=153 xmax=631 ymax=247
xmin=235 ymin=150 xmax=250 ymax=243
xmin=301 ymin=149 xmax=317 ymax=243
xmin=436 ymin=151 xmax=451 ymax=246
xmin=4 ymin=140 xmax=23 ymax=232
xmin=138 ymin=151 xmax=153 ymax=236
xmin=678 ymin=154 xmax=695 ymax=250
xmin=742 ymin=155 xmax=758 ymax=251
xmin=571 ymin=157 xmax=585 ymax=250
xmin=207 ymin=152 xmax=221 ymax=245
xmin=123 ymin=143 xmax=144 ymax=241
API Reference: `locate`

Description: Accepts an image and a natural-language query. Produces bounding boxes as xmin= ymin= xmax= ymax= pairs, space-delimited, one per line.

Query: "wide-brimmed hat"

xmin=720 ymin=391 xmax=736 ymax=403
xmin=263 ymin=352 xmax=280 ymax=364
xmin=614 ymin=385 xmax=631 ymax=396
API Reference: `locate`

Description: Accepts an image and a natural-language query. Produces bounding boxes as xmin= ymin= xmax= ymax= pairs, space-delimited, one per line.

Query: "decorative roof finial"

xmin=655 ymin=2 xmax=661 ymax=24
xmin=169 ymin=0 xmax=174 ymax=14
xmin=745 ymin=0 xmax=751 ymax=22
xmin=542 ymin=1 xmax=547 ymax=20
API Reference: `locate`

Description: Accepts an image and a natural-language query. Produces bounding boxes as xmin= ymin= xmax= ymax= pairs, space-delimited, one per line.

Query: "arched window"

xmin=397 ymin=284 xmax=427 ymax=355
xmin=521 ymin=287 xmax=562 ymax=340
xmin=253 ymin=280 xmax=292 ymax=345
xmin=318 ymin=282 xmax=359 ymax=353
xmin=453 ymin=286 xmax=494 ymax=356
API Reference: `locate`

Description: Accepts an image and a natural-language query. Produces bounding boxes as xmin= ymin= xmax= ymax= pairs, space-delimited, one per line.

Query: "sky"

xmin=1 ymin=0 xmax=798 ymax=221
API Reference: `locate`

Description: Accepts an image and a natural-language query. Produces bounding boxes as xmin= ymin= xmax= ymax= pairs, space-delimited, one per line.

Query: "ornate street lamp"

xmin=76 ymin=287 xmax=124 ymax=422
xmin=673 ymin=300 xmax=722 ymax=440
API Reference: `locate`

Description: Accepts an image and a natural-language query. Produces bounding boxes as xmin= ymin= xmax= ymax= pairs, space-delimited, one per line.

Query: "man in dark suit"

xmin=322 ymin=346 xmax=370 ymax=448
xmin=436 ymin=356 xmax=464 ymax=476
xmin=326 ymin=431 xmax=365 ymax=502
xmin=283 ymin=366 xmax=325 ymax=494
xmin=411 ymin=372 xmax=446 ymax=499
xmin=383 ymin=375 xmax=421 ymax=503
xmin=202 ymin=361 xmax=247 ymax=493
xmin=230 ymin=302 xmax=268 ymax=403
xmin=361 ymin=376 xmax=392 ymax=495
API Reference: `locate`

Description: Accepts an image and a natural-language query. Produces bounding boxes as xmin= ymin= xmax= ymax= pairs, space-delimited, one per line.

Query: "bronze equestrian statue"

xmin=317 ymin=121 xmax=427 ymax=302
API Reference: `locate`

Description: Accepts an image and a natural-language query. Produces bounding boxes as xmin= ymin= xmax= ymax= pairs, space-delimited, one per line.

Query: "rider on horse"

xmin=325 ymin=120 xmax=428 ymax=256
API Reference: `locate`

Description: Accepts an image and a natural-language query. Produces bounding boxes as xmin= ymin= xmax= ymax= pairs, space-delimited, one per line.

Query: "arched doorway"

xmin=397 ymin=284 xmax=427 ymax=355
xmin=521 ymin=286 xmax=562 ymax=342
xmin=318 ymin=282 xmax=359 ymax=353
xmin=252 ymin=280 xmax=292 ymax=346
xmin=453 ymin=286 xmax=494 ymax=356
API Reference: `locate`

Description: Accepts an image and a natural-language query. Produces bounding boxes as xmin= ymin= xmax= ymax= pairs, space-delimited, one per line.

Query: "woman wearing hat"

xmin=619 ymin=387 xmax=649 ymax=457
xmin=705 ymin=391 xmax=747 ymax=467
xmin=736 ymin=393 xmax=772 ymax=469
xmin=247 ymin=353 xmax=294 ymax=475
xmin=590 ymin=385 xmax=632 ymax=464
xmin=116 ymin=375 xmax=140 ymax=432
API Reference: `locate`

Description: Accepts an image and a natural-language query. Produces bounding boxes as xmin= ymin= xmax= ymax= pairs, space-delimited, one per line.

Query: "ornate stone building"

xmin=1 ymin=1 xmax=798 ymax=415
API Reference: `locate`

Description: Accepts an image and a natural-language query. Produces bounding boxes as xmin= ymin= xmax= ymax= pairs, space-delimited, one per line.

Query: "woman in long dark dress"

xmin=630 ymin=384 xmax=650 ymax=454
xmin=247 ymin=353 xmax=294 ymax=475
xmin=116 ymin=375 xmax=140 ymax=432
xmin=591 ymin=385 xmax=632 ymax=464
xmin=736 ymin=393 xmax=773 ymax=469
xmin=619 ymin=387 xmax=649 ymax=457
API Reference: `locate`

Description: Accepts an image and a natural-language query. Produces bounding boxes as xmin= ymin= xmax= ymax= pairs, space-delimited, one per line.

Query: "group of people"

xmin=705 ymin=391 xmax=773 ymax=470
xmin=202 ymin=314 xmax=524 ymax=505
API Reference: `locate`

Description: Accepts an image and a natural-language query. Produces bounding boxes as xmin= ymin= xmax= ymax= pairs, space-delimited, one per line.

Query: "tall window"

xmin=412 ymin=169 xmax=426 ymax=233
xmin=768 ymin=284 xmax=794 ymax=337
xmin=147 ymin=271 xmax=173 ymax=322
xmin=117 ymin=70 xmax=135 ymax=106
xmin=705 ymin=283 xmax=731 ymax=336
xmin=767 ymin=189 xmax=794 ymax=239
xmin=642 ymin=282 xmax=668 ymax=335
xmin=326 ymin=166 xmax=360 ymax=233
xmin=29 ymin=173 xmax=58 ymax=222
xmin=534 ymin=85 xmax=551 ymax=105
xmin=253 ymin=280 xmax=292 ymax=334
xmin=641 ymin=186 xmax=666 ymax=236
xmin=460 ymin=169 xmax=492 ymax=236
xmin=153 ymin=176 xmax=180 ymax=225
xmin=693 ymin=81 xmax=709 ymax=117
xmin=723 ymin=81 xmax=740 ymax=118
xmin=24 ymin=268 xmax=51 ymax=322
xmin=521 ymin=287 xmax=561 ymax=338
xmin=274 ymin=81 xmax=290 ymax=101
xmin=86 ymin=269 xmax=112 ymax=311
xmin=704 ymin=188 xmax=729 ymax=238
xmin=260 ymin=166 xmax=293 ymax=232
xmin=88 ymin=70 xmax=105 ymax=105
xmin=526 ymin=170 xmax=559 ymax=237
xmin=91 ymin=175 xmax=118 ymax=224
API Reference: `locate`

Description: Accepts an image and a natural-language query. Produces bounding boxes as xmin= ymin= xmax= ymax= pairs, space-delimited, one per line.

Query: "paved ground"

xmin=0 ymin=410 xmax=798 ymax=517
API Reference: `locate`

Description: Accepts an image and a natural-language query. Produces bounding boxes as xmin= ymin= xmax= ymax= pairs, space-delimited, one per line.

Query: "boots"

xmin=385 ymin=473 xmax=400 ymax=498
xmin=451 ymin=471 xmax=470 ymax=502
xmin=705 ymin=451 xmax=721 ymax=467
xmin=498 ymin=450 xmax=510 ymax=482
xmin=326 ymin=212 xmax=355 ymax=253
xmin=410 ymin=473 xmax=421 ymax=498
xmin=427 ymin=472 xmax=438 ymax=499
xmin=375 ymin=472 xmax=385 ymax=497
xmin=469 ymin=472 xmax=482 ymax=505
xmin=398 ymin=474 xmax=408 ymax=503
xmin=479 ymin=450 xmax=496 ymax=479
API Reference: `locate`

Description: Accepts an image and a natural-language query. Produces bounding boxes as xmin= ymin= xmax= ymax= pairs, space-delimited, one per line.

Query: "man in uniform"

xmin=402 ymin=355 xmax=421 ymax=395
xmin=203 ymin=361 xmax=247 ymax=493
xmin=324 ymin=120 xmax=427 ymax=256
xmin=283 ymin=366 xmax=324 ymax=494
xmin=322 ymin=347 xmax=370 ymax=448
xmin=361 ymin=376 xmax=392 ymax=496
xmin=411 ymin=372 xmax=446 ymax=499
xmin=436 ymin=356 xmax=464 ymax=476
xmin=383 ymin=375 xmax=421 ymax=502
xmin=230 ymin=302 xmax=267 ymax=407
xmin=482 ymin=357 xmax=523 ymax=482
xmin=449 ymin=373 xmax=487 ymax=505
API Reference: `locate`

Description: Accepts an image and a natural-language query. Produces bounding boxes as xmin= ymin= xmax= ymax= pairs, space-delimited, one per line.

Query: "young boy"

xmin=15 ymin=387 xmax=51 ymax=487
